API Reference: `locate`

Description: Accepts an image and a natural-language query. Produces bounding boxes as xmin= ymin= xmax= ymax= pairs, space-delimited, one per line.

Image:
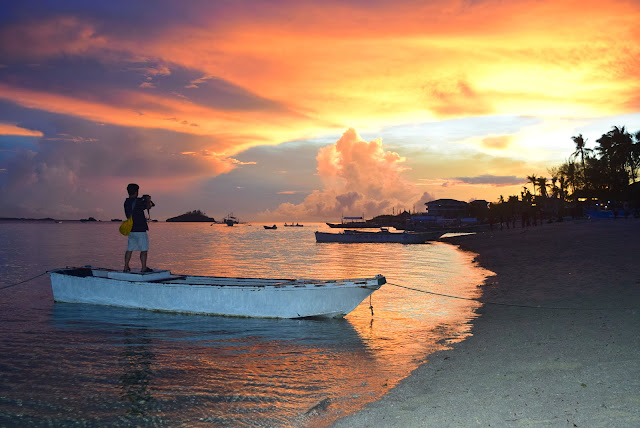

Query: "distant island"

xmin=0 ymin=217 xmax=58 ymax=222
xmin=166 ymin=210 xmax=216 ymax=222
xmin=0 ymin=217 xmax=100 ymax=223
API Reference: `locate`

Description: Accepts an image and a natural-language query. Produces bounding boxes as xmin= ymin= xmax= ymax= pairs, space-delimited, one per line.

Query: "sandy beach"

xmin=332 ymin=219 xmax=640 ymax=427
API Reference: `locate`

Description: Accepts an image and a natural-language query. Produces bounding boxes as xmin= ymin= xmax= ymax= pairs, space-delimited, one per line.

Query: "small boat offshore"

xmin=49 ymin=267 xmax=386 ymax=319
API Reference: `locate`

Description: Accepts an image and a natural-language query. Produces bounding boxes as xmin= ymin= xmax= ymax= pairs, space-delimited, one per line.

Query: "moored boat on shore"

xmin=315 ymin=229 xmax=442 ymax=244
xmin=49 ymin=267 xmax=385 ymax=319
xmin=326 ymin=216 xmax=380 ymax=228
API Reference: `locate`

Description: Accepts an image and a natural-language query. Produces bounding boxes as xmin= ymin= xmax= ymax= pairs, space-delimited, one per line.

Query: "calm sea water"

xmin=0 ymin=222 xmax=490 ymax=427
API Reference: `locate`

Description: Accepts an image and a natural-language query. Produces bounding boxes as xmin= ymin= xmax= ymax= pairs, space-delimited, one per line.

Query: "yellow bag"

xmin=119 ymin=217 xmax=133 ymax=236
xmin=120 ymin=199 xmax=136 ymax=236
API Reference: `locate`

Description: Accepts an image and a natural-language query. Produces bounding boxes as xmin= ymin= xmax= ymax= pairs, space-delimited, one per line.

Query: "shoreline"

xmin=332 ymin=219 xmax=640 ymax=427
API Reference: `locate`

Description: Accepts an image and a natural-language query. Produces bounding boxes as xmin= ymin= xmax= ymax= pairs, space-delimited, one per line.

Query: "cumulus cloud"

xmin=0 ymin=147 xmax=85 ymax=218
xmin=256 ymin=128 xmax=434 ymax=220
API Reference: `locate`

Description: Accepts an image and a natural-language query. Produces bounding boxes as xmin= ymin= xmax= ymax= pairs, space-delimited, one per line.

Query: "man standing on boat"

xmin=123 ymin=183 xmax=154 ymax=273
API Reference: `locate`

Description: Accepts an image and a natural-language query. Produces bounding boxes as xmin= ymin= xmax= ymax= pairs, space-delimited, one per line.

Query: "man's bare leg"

xmin=124 ymin=251 xmax=132 ymax=272
xmin=140 ymin=251 xmax=148 ymax=271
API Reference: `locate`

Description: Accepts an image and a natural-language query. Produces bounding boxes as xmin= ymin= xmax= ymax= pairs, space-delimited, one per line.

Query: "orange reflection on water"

xmin=148 ymin=223 xmax=492 ymax=425
xmin=0 ymin=222 xmax=492 ymax=426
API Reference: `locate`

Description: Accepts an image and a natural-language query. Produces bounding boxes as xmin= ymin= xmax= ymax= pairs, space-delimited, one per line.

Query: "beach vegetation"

xmin=490 ymin=126 xmax=640 ymax=222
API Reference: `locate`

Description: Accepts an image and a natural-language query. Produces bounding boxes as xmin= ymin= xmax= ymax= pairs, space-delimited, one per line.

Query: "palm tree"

xmin=571 ymin=134 xmax=593 ymax=191
xmin=521 ymin=187 xmax=533 ymax=204
xmin=571 ymin=134 xmax=593 ymax=170
xmin=632 ymin=130 xmax=640 ymax=183
xmin=536 ymin=177 xmax=548 ymax=198
xmin=549 ymin=176 xmax=559 ymax=199
xmin=558 ymin=176 xmax=568 ymax=202
xmin=557 ymin=161 xmax=578 ymax=196
xmin=596 ymin=126 xmax=633 ymax=196
xmin=527 ymin=174 xmax=537 ymax=196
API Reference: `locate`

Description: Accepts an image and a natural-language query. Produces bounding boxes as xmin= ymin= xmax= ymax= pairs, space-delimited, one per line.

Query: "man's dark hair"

xmin=127 ymin=183 xmax=139 ymax=196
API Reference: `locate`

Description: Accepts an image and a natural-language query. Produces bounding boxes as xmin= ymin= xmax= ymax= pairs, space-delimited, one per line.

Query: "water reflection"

xmin=51 ymin=303 xmax=379 ymax=426
xmin=51 ymin=304 xmax=369 ymax=349
xmin=119 ymin=329 xmax=155 ymax=417
xmin=0 ymin=222 xmax=491 ymax=427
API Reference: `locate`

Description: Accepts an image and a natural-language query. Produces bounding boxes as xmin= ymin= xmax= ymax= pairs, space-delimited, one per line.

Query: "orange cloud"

xmin=135 ymin=0 xmax=639 ymax=127
xmin=2 ymin=1 xmax=638 ymax=147
xmin=481 ymin=135 xmax=512 ymax=150
xmin=0 ymin=82 xmax=328 ymax=156
xmin=0 ymin=123 xmax=43 ymax=137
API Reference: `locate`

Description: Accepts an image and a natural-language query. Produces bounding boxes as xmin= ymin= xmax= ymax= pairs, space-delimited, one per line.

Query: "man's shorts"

xmin=127 ymin=232 xmax=149 ymax=251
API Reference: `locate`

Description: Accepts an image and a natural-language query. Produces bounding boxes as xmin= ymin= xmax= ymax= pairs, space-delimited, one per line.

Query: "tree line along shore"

xmin=488 ymin=125 xmax=640 ymax=223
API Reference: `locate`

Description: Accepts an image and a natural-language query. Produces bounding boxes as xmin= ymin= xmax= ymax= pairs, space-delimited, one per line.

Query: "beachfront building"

xmin=425 ymin=199 xmax=469 ymax=218
xmin=409 ymin=199 xmax=480 ymax=228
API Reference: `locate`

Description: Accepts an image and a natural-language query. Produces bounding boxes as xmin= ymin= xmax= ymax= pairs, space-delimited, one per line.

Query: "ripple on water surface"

xmin=0 ymin=222 xmax=491 ymax=427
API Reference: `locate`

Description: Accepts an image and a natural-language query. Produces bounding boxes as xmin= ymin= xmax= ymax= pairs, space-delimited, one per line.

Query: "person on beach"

xmin=123 ymin=183 xmax=154 ymax=273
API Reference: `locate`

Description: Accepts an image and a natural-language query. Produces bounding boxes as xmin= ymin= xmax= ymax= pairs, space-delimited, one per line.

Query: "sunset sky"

xmin=1 ymin=0 xmax=639 ymax=221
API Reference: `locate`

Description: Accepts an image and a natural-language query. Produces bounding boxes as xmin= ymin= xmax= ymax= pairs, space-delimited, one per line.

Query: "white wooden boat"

xmin=315 ymin=229 xmax=442 ymax=244
xmin=49 ymin=267 xmax=385 ymax=319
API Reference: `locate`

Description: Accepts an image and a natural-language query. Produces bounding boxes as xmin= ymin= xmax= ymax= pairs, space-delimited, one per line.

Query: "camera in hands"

xmin=141 ymin=194 xmax=155 ymax=208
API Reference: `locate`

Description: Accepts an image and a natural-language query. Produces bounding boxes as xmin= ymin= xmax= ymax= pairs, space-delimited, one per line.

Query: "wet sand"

xmin=332 ymin=219 xmax=640 ymax=427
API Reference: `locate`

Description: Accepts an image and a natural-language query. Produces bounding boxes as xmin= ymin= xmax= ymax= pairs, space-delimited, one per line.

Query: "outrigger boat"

xmin=49 ymin=267 xmax=385 ymax=319
xmin=315 ymin=229 xmax=442 ymax=244
xmin=326 ymin=216 xmax=380 ymax=228
xmin=223 ymin=213 xmax=239 ymax=226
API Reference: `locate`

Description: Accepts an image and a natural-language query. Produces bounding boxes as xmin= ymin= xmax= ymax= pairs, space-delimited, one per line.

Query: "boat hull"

xmin=326 ymin=222 xmax=380 ymax=228
xmin=315 ymin=230 xmax=441 ymax=244
xmin=49 ymin=268 xmax=385 ymax=319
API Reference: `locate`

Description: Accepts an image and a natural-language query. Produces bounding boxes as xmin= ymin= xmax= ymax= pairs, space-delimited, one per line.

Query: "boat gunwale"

xmin=49 ymin=267 xmax=385 ymax=289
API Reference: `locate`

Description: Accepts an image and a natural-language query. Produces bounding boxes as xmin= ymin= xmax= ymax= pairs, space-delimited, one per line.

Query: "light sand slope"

xmin=332 ymin=219 xmax=640 ymax=427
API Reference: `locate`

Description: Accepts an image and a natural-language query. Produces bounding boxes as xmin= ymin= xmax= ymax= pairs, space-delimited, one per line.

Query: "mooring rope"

xmin=386 ymin=281 xmax=625 ymax=311
xmin=0 ymin=273 xmax=628 ymax=311
xmin=0 ymin=271 xmax=48 ymax=291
